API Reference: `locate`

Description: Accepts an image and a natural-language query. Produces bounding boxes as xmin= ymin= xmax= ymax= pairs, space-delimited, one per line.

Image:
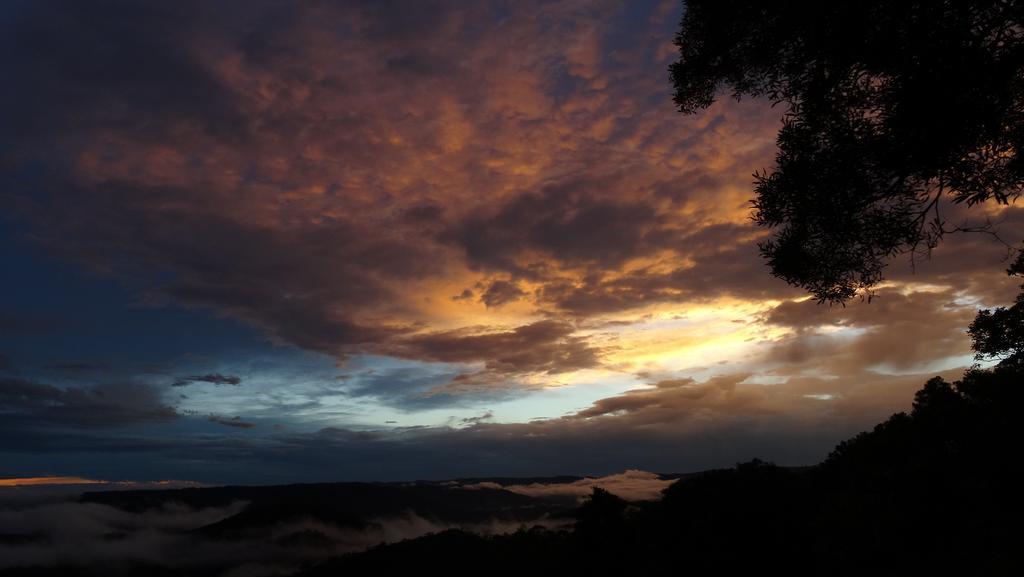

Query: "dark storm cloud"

xmin=884 ymin=205 xmax=1024 ymax=304
xmin=540 ymin=235 xmax=799 ymax=315
xmin=2 ymin=2 xmax=216 ymax=140
xmin=3 ymin=0 xmax=439 ymax=361
xmin=172 ymin=373 xmax=242 ymax=387
xmin=445 ymin=182 xmax=668 ymax=274
xmin=0 ymin=378 xmax=177 ymax=428
xmin=479 ymin=280 xmax=527 ymax=308
xmin=568 ymin=373 xmax=804 ymax=425
xmin=0 ymin=422 xmax=262 ymax=458
xmin=0 ymin=312 xmax=63 ymax=336
xmin=207 ymin=415 xmax=256 ymax=429
xmin=41 ymin=191 xmax=428 ymax=355
xmin=559 ymin=368 xmax=971 ymax=447
xmin=390 ymin=320 xmax=603 ymax=376
xmin=43 ymin=362 xmax=108 ymax=372
xmin=0 ymin=0 xmax=790 ymax=381
xmin=761 ymin=288 xmax=977 ymax=375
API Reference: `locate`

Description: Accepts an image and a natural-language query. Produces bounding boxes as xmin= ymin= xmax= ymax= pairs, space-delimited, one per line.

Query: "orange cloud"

xmin=0 ymin=476 xmax=106 ymax=487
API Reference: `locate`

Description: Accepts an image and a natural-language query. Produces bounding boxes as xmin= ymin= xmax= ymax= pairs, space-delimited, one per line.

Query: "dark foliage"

xmin=671 ymin=0 xmax=1024 ymax=302
xmin=969 ymin=250 xmax=1024 ymax=367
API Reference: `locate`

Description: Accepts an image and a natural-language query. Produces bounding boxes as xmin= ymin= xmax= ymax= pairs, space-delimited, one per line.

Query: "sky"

xmin=1 ymin=0 xmax=1021 ymax=485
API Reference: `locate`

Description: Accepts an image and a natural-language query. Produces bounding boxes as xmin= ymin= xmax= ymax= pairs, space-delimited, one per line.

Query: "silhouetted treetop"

xmin=968 ymin=249 xmax=1024 ymax=367
xmin=671 ymin=1 xmax=1024 ymax=302
xmin=573 ymin=487 xmax=629 ymax=543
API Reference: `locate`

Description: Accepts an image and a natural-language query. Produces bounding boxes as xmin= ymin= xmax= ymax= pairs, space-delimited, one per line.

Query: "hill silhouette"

xmin=81 ymin=481 xmax=567 ymax=538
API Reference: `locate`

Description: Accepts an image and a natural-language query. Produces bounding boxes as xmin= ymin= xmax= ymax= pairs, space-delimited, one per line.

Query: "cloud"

xmin=574 ymin=376 xmax=736 ymax=419
xmin=0 ymin=484 xmax=562 ymax=573
xmin=459 ymin=411 xmax=494 ymax=426
xmin=0 ymin=378 xmax=178 ymax=428
xmin=0 ymin=500 xmax=249 ymax=571
xmin=463 ymin=469 xmax=674 ymax=501
xmin=0 ymin=312 xmax=63 ymax=336
xmin=385 ymin=320 xmax=604 ymax=388
xmin=43 ymin=363 xmax=108 ymax=372
xmin=207 ymin=415 xmax=256 ymax=429
xmin=172 ymin=374 xmax=242 ymax=387
xmin=761 ymin=288 xmax=976 ymax=374
xmin=0 ymin=476 xmax=106 ymax=488
xmin=538 ymin=233 xmax=799 ymax=315
xmin=0 ymin=0 xmax=794 ymax=382
xmin=444 ymin=182 xmax=669 ymax=274
xmin=0 ymin=505 xmax=540 ymax=576
xmin=479 ymin=280 xmax=527 ymax=308
xmin=0 ymin=361 xmax=964 ymax=485
xmin=335 ymin=364 xmax=521 ymax=411
xmin=0 ymin=0 xmax=1017 ymax=486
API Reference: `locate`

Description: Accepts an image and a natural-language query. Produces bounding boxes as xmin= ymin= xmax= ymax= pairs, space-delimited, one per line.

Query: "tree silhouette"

xmin=572 ymin=487 xmax=629 ymax=546
xmin=968 ymin=249 xmax=1024 ymax=368
xmin=671 ymin=1 xmax=1024 ymax=302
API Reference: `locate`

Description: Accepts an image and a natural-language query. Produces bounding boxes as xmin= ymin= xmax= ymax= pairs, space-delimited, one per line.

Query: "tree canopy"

xmin=671 ymin=0 xmax=1024 ymax=302
xmin=968 ymin=250 xmax=1024 ymax=367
